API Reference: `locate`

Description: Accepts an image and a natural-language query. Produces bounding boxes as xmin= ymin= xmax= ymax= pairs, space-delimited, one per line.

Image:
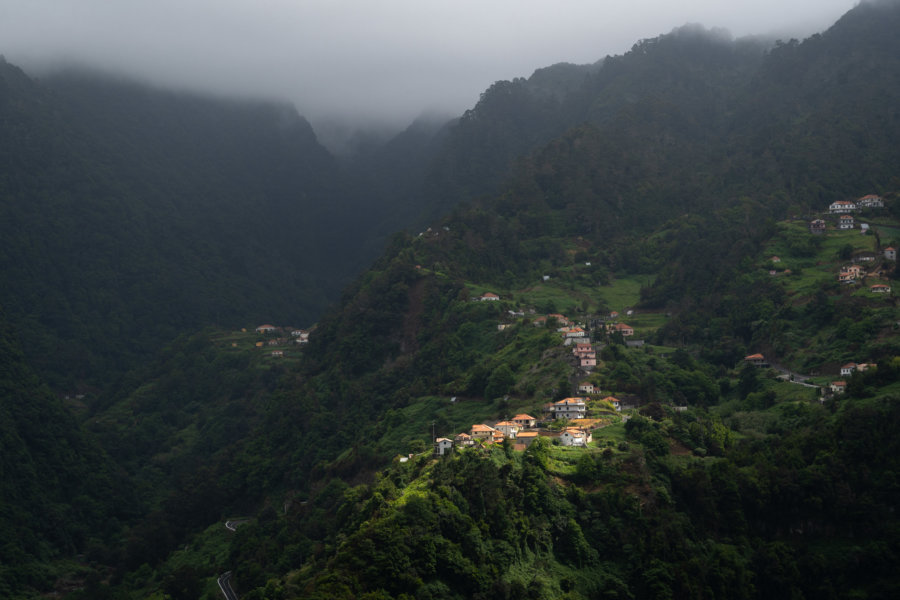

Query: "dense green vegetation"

xmin=3 ymin=1 xmax=900 ymax=598
xmin=0 ymin=311 xmax=132 ymax=599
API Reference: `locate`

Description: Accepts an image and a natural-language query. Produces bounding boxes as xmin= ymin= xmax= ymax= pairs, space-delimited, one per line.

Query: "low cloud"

xmin=0 ymin=0 xmax=856 ymax=131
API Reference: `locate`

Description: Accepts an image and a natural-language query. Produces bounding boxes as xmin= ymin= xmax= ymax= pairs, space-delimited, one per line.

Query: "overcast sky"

xmin=0 ymin=1 xmax=858 ymax=131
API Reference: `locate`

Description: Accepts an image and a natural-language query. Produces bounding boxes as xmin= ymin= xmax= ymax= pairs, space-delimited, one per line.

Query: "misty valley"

xmin=3 ymin=1 xmax=900 ymax=599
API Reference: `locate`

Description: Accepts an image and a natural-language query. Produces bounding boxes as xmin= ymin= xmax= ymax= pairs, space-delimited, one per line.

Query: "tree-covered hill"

xmin=5 ymin=2 xmax=900 ymax=598
xmin=0 ymin=60 xmax=361 ymax=389
xmin=0 ymin=309 xmax=132 ymax=599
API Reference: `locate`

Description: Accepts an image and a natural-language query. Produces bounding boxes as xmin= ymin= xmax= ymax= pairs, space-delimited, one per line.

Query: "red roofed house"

xmin=573 ymin=342 xmax=593 ymax=357
xmin=549 ymin=314 xmax=569 ymax=326
xmin=838 ymin=215 xmax=855 ymax=230
xmin=481 ymin=292 xmax=500 ymax=301
xmin=512 ymin=414 xmax=537 ymax=428
xmin=493 ymin=421 xmax=520 ymax=439
xmin=870 ymin=284 xmax=891 ymax=293
xmin=559 ymin=427 xmax=592 ymax=447
xmin=831 ymin=381 xmax=847 ymax=394
xmin=809 ymin=219 xmax=826 ymax=234
xmin=614 ymin=323 xmax=634 ymax=337
xmin=470 ymin=424 xmax=497 ymax=440
xmin=839 ymin=264 xmax=863 ymax=283
xmin=602 ymin=396 xmax=622 ymax=411
xmin=829 ymin=200 xmax=857 ymax=214
xmin=857 ymin=194 xmax=884 ymax=208
xmin=578 ymin=381 xmax=595 ymax=394
xmin=885 ymin=247 xmax=897 ymax=261
xmin=565 ymin=327 xmax=587 ymax=338
xmin=744 ymin=353 xmax=766 ymax=366
xmin=256 ymin=324 xmax=277 ymax=334
xmin=840 ymin=363 xmax=857 ymax=376
xmin=552 ymin=398 xmax=587 ymax=420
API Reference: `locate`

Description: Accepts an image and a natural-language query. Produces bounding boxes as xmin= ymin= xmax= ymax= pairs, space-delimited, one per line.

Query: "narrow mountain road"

xmin=218 ymin=571 xmax=239 ymax=600
xmin=769 ymin=361 xmax=820 ymax=389
xmin=219 ymin=519 xmax=249 ymax=599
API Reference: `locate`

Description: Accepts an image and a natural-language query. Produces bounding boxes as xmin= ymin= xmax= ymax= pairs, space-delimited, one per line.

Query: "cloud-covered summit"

xmin=0 ymin=0 xmax=855 ymax=130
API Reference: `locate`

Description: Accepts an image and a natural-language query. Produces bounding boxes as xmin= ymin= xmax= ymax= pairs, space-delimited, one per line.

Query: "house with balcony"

xmin=838 ymin=215 xmax=855 ymax=230
xmin=493 ymin=421 xmax=520 ymax=439
xmin=809 ymin=219 xmax=826 ymax=234
xmin=512 ymin=414 xmax=537 ymax=428
xmin=829 ymin=200 xmax=857 ymax=213
xmin=551 ymin=397 xmax=587 ymax=420
xmin=857 ymin=194 xmax=884 ymax=208
xmin=559 ymin=427 xmax=592 ymax=447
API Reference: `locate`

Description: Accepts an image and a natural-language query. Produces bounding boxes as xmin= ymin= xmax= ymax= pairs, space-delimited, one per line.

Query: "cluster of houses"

xmin=434 ymin=393 xmax=627 ymax=455
xmin=830 ymin=362 xmax=877 ymax=395
xmin=253 ymin=324 xmax=310 ymax=357
xmin=828 ymin=195 xmax=884 ymax=214
xmin=809 ymin=194 xmax=886 ymax=234
xmin=796 ymin=194 xmax=896 ymax=290
xmin=744 ymin=353 xmax=879 ymax=398
xmin=836 ymin=255 xmax=894 ymax=292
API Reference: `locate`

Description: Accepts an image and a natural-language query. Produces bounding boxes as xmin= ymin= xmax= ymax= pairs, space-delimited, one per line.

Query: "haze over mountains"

xmin=1 ymin=0 xmax=857 ymax=139
xmin=3 ymin=0 xmax=897 ymax=391
xmin=2 ymin=1 xmax=900 ymax=598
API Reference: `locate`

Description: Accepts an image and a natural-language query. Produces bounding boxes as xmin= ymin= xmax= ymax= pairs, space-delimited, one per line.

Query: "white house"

xmin=552 ymin=398 xmax=587 ymax=420
xmin=829 ymin=200 xmax=857 ymax=214
xmin=493 ymin=421 xmax=520 ymax=439
xmin=838 ymin=215 xmax=855 ymax=230
xmin=512 ymin=414 xmax=537 ymax=428
xmin=578 ymin=381 xmax=596 ymax=394
xmin=884 ymin=247 xmax=897 ymax=261
xmin=559 ymin=427 xmax=592 ymax=447
xmin=602 ymin=396 xmax=622 ymax=412
xmin=435 ymin=438 xmax=453 ymax=455
xmin=857 ymin=194 xmax=884 ymax=208
xmin=840 ymin=363 xmax=857 ymax=376
xmin=256 ymin=324 xmax=277 ymax=334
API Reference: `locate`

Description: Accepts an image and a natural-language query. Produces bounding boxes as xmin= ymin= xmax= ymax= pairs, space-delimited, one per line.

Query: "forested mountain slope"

xmin=0 ymin=60 xmax=354 ymax=388
xmin=4 ymin=1 xmax=900 ymax=598
xmin=0 ymin=310 xmax=131 ymax=598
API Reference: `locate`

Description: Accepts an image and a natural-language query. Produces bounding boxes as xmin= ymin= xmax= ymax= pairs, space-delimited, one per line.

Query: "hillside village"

xmin=807 ymin=194 xmax=896 ymax=288
xmin=241 ymin=194 xmax=899 ymax=460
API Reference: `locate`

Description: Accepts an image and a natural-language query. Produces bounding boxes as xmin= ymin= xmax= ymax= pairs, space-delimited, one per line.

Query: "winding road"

xmin=217 ymin=571 xmax=239 ymax=600
xmin=219 ymin=519 xmax=250 ymax=599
